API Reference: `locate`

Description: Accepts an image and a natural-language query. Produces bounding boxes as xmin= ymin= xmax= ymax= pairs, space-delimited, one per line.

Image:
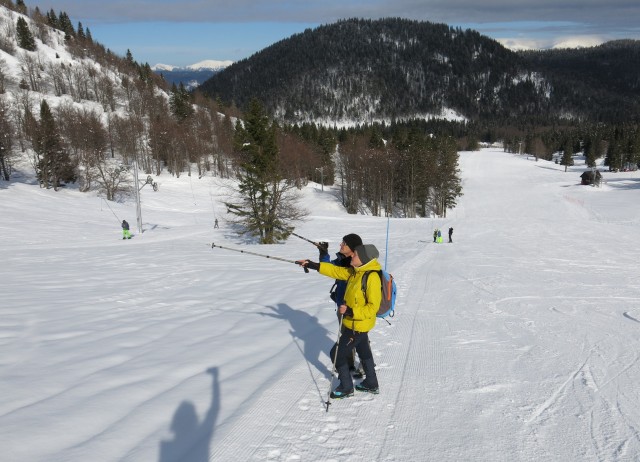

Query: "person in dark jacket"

xmin=298 ymin=244 xmax=382 ymax=398
xmin=448 ymin=227 xmax=453 ymax=243
xmin=121 ymin=220 xmax=131 ymax=239
xmin=318 ymin=234 xmax=364 ymax=376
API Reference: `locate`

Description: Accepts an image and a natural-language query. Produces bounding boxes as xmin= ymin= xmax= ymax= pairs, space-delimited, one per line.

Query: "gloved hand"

xmin=296 ymin=260 xmax=320 ymax=271
xmin=317 ymin=241 xmax=329 ymax=260
xmin=338 ymin=304 xmax=354 ymax=318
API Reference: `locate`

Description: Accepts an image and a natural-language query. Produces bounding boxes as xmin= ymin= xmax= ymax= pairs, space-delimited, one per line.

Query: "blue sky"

xmin=33 ymin=1 xmax=640 ymax=67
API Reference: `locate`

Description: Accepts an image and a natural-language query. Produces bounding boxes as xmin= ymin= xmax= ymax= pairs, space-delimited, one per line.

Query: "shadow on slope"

xmin=159 ymin=367 xmax=220 ymax=462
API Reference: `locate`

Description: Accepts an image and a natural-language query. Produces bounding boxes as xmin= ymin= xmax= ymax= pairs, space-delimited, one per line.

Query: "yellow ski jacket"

xmin=318 ymin=258 xmax=382 ymax=333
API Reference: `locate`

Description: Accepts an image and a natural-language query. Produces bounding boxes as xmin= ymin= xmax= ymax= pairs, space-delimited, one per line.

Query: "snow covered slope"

xmin=2 ymin=149 xmax=640 ymax=461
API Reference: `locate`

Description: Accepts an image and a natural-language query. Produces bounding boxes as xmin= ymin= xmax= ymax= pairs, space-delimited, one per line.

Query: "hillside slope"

xmin=2 ymin=151 xmax=640 ymax=461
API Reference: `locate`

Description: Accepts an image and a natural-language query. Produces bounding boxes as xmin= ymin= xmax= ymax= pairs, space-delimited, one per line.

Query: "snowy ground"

xmin=2 ymin=149 xmax=640 ymax=461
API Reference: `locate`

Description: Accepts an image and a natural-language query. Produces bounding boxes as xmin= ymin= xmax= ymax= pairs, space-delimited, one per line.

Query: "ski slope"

xmin=2 ymin=148 xmax=640 ymax=461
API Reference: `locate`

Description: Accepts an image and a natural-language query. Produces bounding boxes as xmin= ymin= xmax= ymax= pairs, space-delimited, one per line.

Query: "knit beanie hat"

xmin=355 ymin=244 xmax=379 ymax=265
xmin=342 ymin=233 xmax=363 ymax=252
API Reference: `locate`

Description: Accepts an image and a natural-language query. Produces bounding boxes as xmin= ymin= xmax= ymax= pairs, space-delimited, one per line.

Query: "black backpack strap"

xmin=361 ymin=270 xmax=383 ymax=304
xmin=361 ymin=270 xmax=371 ymax=303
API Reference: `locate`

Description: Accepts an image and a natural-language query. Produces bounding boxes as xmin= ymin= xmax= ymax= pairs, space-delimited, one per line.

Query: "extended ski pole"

xmin=211 ymin=242 xmax=309 ymax=272
xmin=325 ymin=314 xmax=344 ymax=412
xmin=275 ymin=225 xmax=322 ymax=248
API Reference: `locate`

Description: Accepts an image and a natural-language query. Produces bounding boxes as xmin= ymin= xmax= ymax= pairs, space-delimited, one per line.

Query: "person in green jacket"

xmin=298 ymin=244 xmax=381 ymax=398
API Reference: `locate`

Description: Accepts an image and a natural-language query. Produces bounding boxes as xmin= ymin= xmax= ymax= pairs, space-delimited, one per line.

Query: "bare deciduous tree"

xmin=0 ymin=96 xmax=14 ymax=180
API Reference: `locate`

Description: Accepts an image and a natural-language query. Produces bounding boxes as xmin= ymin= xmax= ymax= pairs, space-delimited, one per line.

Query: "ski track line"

xmin=209 ymin=360 xmax=325 ymax=460
xmin=526 ymin=351 xmax=593 ymax=425
xmin=376 ymin=244 xmax=447 ymax=460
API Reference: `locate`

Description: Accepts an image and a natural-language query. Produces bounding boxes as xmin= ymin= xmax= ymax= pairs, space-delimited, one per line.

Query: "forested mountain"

xmin=199 ymin=18 xmax=640 ymax=126
xmin=0 ymin=2 xmax=463 ymax=221
xmin=519 ymin=40 xmax=640 ymax=123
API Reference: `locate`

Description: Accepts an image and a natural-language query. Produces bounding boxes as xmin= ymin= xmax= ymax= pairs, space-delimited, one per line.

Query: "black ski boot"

xmin=355 ymin=358 xmax=379 ymax=394
xmin=331 ymin=364 xmax=354 ymax=398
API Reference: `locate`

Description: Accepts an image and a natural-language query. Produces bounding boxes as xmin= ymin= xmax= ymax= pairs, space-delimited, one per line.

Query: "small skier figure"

xmin=437 ymin=229 xmax=442 ymax=243
xmin=448 ymin=227 xmax=453 ymax=243
xmin=121 ymin=220 xmax=131 ymax=239
xmin=433 ymin=229 xmax=438 ymax=243
xmin=214 ymin=218 xmax=219 ymax=229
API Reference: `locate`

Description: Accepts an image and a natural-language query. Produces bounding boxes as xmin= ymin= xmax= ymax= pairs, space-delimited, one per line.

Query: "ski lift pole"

xmin=133 ymin=160 xmax=143 ymax=234
xmin=211 ymin=242 xmax=309 ymax=272
xmin=384 ymin=216 xmax=390 ymax=271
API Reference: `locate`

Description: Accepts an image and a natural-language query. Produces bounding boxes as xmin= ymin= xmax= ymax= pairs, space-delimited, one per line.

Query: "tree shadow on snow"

xmin=262 ymin=303 xmax=335 ymax=382
xmin=158 ymin=367 xmax=220 ymax=462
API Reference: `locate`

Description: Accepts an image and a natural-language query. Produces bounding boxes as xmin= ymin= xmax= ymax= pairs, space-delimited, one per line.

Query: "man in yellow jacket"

xmin=298 ymin=244 xmax=381 ymax=398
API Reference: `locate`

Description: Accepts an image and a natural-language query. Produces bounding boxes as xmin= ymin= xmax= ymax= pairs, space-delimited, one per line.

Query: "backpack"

xmin=361 ymin=270 xmax=397 ymax=318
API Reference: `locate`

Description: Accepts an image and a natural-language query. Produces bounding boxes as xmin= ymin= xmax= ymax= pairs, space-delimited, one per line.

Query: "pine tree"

xmin=561 ymin=138 xmax=574 ymax=172
xmin=605 ymin=127 xmax=624 ymax=171
xmin=77 ymin=22 xmax=85 ymax=40
xmin=225 ymin=99 xmax=306 ymax=243
xmin=46 ymin=9 xmax=58 ymax=29
xmin=15 ymin=0 xmax=26 ymax=14
xmin=16 ymin=17 xmax=36 ymax=51
xmin=35 ymin=100 xmax=75 ymax=190
xmin=57 ymin=12 xmax=75 ymax=40
xmin=170 ymin=83 xmax=193 ymax=121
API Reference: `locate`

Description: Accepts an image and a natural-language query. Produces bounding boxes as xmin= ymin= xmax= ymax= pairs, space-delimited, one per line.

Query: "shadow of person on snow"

xmin=262 ymin=303 xmax=334 ymax=379
xmin=158 ymin=367 xmax=220 ymax=462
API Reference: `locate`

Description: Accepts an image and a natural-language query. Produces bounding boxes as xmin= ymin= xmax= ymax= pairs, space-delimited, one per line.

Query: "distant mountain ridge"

xmin=152 ymin=60 xmax=233 ymax=89
xmin=199 ymin=18 xmax=640 ymax=126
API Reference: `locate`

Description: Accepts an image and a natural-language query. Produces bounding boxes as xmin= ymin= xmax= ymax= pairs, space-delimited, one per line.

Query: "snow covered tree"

xmin=225 ymin=99 xmax=306 ymax=243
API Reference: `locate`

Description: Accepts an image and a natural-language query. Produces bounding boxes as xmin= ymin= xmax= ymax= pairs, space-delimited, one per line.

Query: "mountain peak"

xmin=151 ymin=63 xmax=176 ymax=71
xmin=186 ymin=59 xmax=234 ymax=70
xmin=151 ymin=60 xmax=234 ymax=72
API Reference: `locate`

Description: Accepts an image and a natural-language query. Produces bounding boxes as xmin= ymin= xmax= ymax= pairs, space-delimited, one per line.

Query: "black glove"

xmin=295 ymin=260 xmax=320 ymax=271
xmin=317 ymin=241 xmax=329 ymax=259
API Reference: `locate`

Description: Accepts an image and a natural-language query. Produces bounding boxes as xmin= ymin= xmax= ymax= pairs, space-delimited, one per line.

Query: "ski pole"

xmin=325 ymin=314 xmax=344 ymax=412
xmin=275 ymin=225 xmax=322 ymax=248
xmin=211 ymin=242 xmax=309 ymax=272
